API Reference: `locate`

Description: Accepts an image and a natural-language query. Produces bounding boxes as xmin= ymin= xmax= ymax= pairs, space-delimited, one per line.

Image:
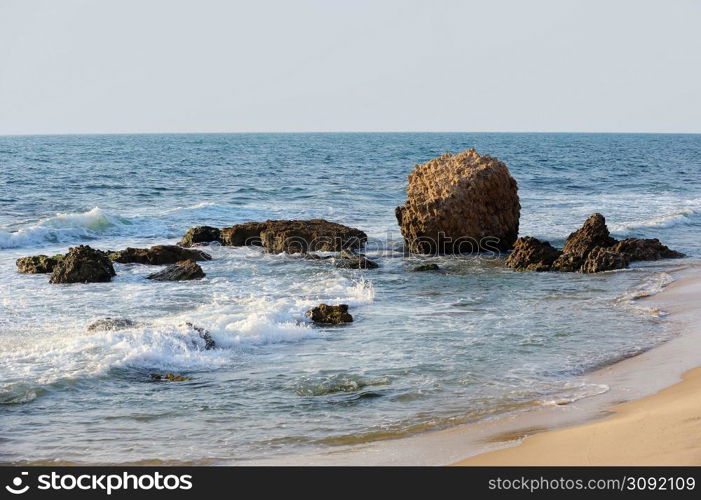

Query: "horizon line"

xmin=2 ymin=130 xmax=701 ymax=138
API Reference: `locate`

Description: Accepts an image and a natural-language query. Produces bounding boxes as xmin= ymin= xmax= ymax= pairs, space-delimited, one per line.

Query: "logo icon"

xmin=5 ymin=472 xmax=30 ymax=495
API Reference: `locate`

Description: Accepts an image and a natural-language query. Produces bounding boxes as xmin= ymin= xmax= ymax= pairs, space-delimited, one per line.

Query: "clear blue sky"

xmin=1 ymin=0 xmax=699 ymax=134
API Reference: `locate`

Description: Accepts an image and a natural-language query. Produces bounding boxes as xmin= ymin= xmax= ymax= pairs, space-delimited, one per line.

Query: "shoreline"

xmin=455 ymin=262 xmax=701 ymax=465
xmin=242 ymin=261 xmax=701 ymax=465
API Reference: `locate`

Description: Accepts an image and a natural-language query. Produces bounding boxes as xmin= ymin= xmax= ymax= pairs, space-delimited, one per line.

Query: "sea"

xmin=0 ymin=133 xmax=699 ymax=464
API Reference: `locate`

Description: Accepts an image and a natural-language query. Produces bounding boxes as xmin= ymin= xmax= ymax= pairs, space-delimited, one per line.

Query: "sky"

xmin=0 ymin=0 xmax=699 ymax=135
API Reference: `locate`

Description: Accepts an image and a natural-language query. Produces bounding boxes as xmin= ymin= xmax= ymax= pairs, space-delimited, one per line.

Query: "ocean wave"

xmin=609 ymin=205 xmax=701 ymax=233
xmin=0 ymin=207 xmax=148 ymax=249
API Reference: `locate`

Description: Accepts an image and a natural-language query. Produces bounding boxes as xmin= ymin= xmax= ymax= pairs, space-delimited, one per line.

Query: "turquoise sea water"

xmin=0 ymin=133 xmax=700 ymax=463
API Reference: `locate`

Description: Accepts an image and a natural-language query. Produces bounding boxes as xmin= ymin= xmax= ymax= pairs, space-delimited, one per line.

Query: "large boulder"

xmin=147 ymin=260 xmax=205 ymax=281
xmin=306 ymin=304 xmax=353 ymax=325
xmin=109 ymin=245 xmax=211 ymax=265
xmin=580 ymin=246 xmax=630 ymax=273
xmin=561 ymin=213 xmax=617 ymax=259
xmin=179 ymin=226 xmax=222 ymax=247
xmin=505 ymin=237 xmax=562 ymax=272
xmin=49 ymin=246 xmax=116 ymax=284
xmin=395 ymin=149 xmax=520 ymax=254
xmin=16 ymin=254 xmax=63 ymax=274
xmin=220 ymin=219 xmax=367 ymax=254
xmin=612 ymin=238 xmax=685 ymax=261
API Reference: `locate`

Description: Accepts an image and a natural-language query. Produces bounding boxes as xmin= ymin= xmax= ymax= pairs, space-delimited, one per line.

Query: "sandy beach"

xmin=457 ymin=266 xmax=701 ymax=466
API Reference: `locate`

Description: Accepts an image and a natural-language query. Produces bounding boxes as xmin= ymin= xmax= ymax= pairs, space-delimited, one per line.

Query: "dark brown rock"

xmin=412 ymin=263 xmax=440 ymax=272
xmin=395 ymin=149 xmax=520 ymax=254
xmin=334 ymin=249 xmax=379 ymax=269
xmin=561 ymin=213 xmax=617 ymax=259
xmin=220 ymin=222 xmax=267 ymax=246
xmin=580 ymin=246 xmax=630 ymax=273
xmin=110 ymin=245 xmax=211 ymax=265
xmin=612 ymin=238 xmax=685 ymax=261
xmin=179 ymin=226 xmax=222 ymax=247
xmin=150 ymin=373 xmax=191 ymax=382
xmin=16 ymin=254 xmax=63 ymax=274
xmin=551 ymin=253 xmax=584 ymax=272
xmin=259 ymin=220 xmax=367 ymax=254
xmin=306 ymin=304 xmax=353 ymax=325
xmin=49 ymin=245 xmax=116 ymax=284
xmin=505 ymin=237 xmax=562 ymax=271
xmin=147 ymin=260 xmax=205 ymax=281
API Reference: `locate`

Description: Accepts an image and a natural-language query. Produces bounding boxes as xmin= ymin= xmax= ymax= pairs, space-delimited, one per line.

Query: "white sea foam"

xmin=610 ymin=206 xmax=701 ymax=233
xmin=0 ymin=207 xmax=139 ymax=249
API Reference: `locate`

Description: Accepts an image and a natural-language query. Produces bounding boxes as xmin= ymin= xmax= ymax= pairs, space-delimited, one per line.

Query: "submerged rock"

xmin=412 ymin=263 xmax=440 ymax=272
xmin=109 ymin=245 xmax=211 ymax=265
xmin=185 ymin=322 xmax=216 ymax=350
xmin=395 ymin=149 xmax=520 ymax=254
xmin=580 ymin=246 xmax=630 ymax=273
xmin=16 ymin=254 xmax=63 ymax=274
xmin=49 ymin=246 xmax=116 ymax=284
xmin=334 ymin=249 xmax=379 ymax=269
xmin=178 ymin=226 xmax=222 ymax=247
xmin=87 ymin=317 xmax=137 ymax=332
xmin=612 ymin=238 xmax=685 ymax=261
xmin=561 ymin=213 xmax=617 ymax=259
xmin=505 ymin=237 xmax=561 ymax=272
xmin=185 ymin=219 xmax=367 ymax=254
xmin=150 ymin=373 xmax=191 ymax=382
xmin=306 ymin=304 xmax=353 ymax=325
xmin=147 ymin=260 xmax=205 ymax=281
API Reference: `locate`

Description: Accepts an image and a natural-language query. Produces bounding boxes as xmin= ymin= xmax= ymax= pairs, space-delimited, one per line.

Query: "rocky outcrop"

xmin=560 ymin=213 xmax=617 ymax=259
xmin=109 ymin=245 xmax=211 ymax=265
xmin=49 ymin=246 xmax=116 ymax=284
xmin=87 ymin=317 xmax=137 ymax=331
xmin=508 ymin=213 xmax=683 ymax=274
xmin=16 ymin=254 xmax=63 ymax=274
xmin=147 ymin=260 xmax=205 ymax=281
xmin=179 ymin=226 xmax=222 ymax=247
xmin=580 ymin=246 xmax=630 ymax=273
xmin=220 ymin=222 xmax=267 ymax=246
xmin=611 ymin=238 xmax=685 ymax=261
xmin=395 ymin=149 xmax=520 ymax=254
xmin=306 ymin=304 xmax=353 ymax=325
xmin=412 ymin=263 xmax=440 ymax=272
xmin=505 ymin=237 xmax=562 ymax=272
xmin=185 ymin=322 xmax=216 ymax=350
xmin=182 ymin=219 xmax=367 ymax=254
xmin=334 ymin=249 xmax=379 ymax=269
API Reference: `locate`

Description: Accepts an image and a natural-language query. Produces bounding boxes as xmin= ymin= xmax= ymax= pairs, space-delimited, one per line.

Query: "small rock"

xmin=49 ymin=245 xmax=116 ymax=284
xmin=505 ymin=237 xmax=561 ymax=272
xmin=551 ymin=253 xmax=584 ymax=272
xmin=87 ymin=317 xmax=137 ymax=332
xmin=334 ymin=249 xmax=379 ymax=269
xmin=16 ymin=254 xmax=63 ymax=274
xmin=109 ymin=245 xmax=211 ymax=265
xmin=412 ymin=263 xmax=440 ymax=272
xmin=220 ymin=222 xmax=267 ymax=246
xmin=306 ymin=304 xmax=353 ymax=325
xmin=147 ymin=260 xmax=205 ymax=281
xmin=179 ymin=226 xmax=222 ymax=247
xmin=580 ymin=246 xmax=630 ymax=273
